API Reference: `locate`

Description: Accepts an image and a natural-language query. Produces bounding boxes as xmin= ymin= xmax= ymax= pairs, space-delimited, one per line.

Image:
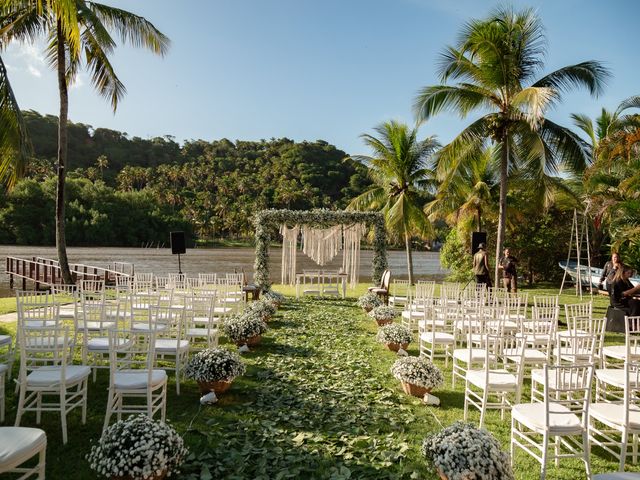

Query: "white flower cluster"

xmin=391 ymin=356 xmax=444 ymax=389
xmin=263 ymin=290 xmax=285 ymax=305
xmin=422 ymin=422 xmax=515 ymax=480
xmin=369 ymin=305 xmax=398 ymax=321
xmin=87 ymin=414 xmax=188 ymax=479
xmin=376 ymin=323 xmax=412 ymax=345
xmin=223 ymin=312 xmax=268 ymax=343
xmin=357 ymin=292 xmax=383 ymax=310
xmin=184 ymin=347 xmax=246 ymax=382
xmin=246 ymin=299 xmax=277 ymax=321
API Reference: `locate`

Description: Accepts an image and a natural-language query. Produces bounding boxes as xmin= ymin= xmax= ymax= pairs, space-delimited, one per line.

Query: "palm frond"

xmin=413 ymin=84 xmax=494 ymax=123
xmin=533 ymin=61 xmax=610 ymax=97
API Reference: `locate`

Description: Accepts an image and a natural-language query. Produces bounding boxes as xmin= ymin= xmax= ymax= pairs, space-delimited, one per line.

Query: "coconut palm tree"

xmin=1 ymin=0 xmax=169 ymax=283
xmin=0 ymin=50 xmax=30 ymax=188
xmin=426 ymin=144 xmax=499 ymax=233
xmin=347 ymin=120 xmax=439 ymax=284
xmin=414 ymin=5 xmax=609 ymax=279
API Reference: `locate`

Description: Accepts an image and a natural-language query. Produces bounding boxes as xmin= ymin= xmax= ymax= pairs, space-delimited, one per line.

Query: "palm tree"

xmin=96 ymin=154 xmax=108 ymax=179
xmin=413 ymin=5 xmax=609 ymax=280
xmin=347 ymin=120 xmax=439 ymax=284
xmin=0 ymin=50 xmax=30 ymax=188
xmin=1 ymin=1 xmax=169 ymax=283
xmin=426 ymin=144 xmax=499 ymax=233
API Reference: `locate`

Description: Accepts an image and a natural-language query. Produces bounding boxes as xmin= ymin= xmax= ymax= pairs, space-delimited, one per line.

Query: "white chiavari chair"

xmin=596 ymin=317 xmax=640 ymax=402
xmin=452 ymin=302 xmax=488 ymax=388
xmin=419 ymin=300 xmax=456 ymax=367
xmin=0 ymin=334 xmax=12 ymax=422
xmin=152 ymin=305 xmax=189 ymax=394
xmin=389 ymin=280 xmax=412 ymax=309
xmin=602 ymin=315 xmax=640 ymax=369
xmin=198 ymin=273 xmax=217 ymax=287
xmin=464 ymin=333 xmax=525 ymax=427
xmin=133 ymin=273 xmax=154 ymax=292
xmin=103 ymin=329 xmax=167 ymax=430
xmin=321 ymin=271 xmax=341 ymax=298
xmin=511 ymin=364 xmax=594 ymax=480
xmin=15 ymin=326 xmax=90 ymax=444
xmin=185 ymin=293 xmax=218 ymax=351
xmin=51 ymin=284 xmax=78 ymax=321
xmin=0 ymin=426 xmax=46 ymax=479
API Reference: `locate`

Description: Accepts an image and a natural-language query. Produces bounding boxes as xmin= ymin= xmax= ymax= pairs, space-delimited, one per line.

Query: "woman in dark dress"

xmin=599 ymin=252 xmax=622 ymax=293
xmin=610 ymin=266 xmax=640 ymax=316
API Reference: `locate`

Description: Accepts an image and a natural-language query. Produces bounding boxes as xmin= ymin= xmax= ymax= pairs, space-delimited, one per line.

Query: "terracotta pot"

xmin=363 ymin=306 xmax=373 ymax=313
xmin=437 ymin=468 xmax=448 ymax=480
xmin=197 ymin=379 xmax=233 ymax=395
xmin=386 ymin=342 xmax=409 ymax=352
xmin=376 ymin=318 xmax=394 ymax=326
xmin=401 ymin=381 xmax=431 ymax=398
xmin=235 ymin=334 xmax=262 ymax=347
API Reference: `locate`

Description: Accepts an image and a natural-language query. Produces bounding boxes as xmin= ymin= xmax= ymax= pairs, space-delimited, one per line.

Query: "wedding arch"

xmin=253 ymin=209 xmax=388 ymax=289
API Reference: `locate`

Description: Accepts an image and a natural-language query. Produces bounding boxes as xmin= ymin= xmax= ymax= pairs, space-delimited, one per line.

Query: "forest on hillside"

xmin=0 ymin=111 xmax=371 ymax=246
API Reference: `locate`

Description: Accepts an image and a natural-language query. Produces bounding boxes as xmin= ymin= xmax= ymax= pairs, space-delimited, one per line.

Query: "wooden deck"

xmin=5 ymin=256 xmax=133 ymax=290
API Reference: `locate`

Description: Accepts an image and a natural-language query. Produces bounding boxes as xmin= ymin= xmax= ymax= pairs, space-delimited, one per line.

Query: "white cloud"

xmin=27 ymin=65 xmax=42 ymax=77
xmin=70 ymin=73 xmax=85 ymax=90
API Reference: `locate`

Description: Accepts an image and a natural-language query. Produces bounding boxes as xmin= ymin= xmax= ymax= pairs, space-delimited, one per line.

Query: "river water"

xmin=1 ymin=245 xmax=447 ymax=297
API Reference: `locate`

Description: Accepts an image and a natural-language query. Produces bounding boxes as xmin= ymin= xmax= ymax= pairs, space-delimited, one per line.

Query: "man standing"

xmin=498 ymin=247 xmax=518 ymax=292
xmin=473 ymin=243 xmax=492 ymax=287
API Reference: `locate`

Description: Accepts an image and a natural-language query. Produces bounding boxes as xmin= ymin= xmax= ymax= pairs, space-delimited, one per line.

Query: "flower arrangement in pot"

xmin=87 ymin=414 xmax=188 ymax=480
xmin=391 ymin=356 xmax=444 ymax=398
xmin=356 ymin=291 xmax=382 ymax=312
xmin=263 ymin=290 xmax=285 ymax=308
xmin=223 ymin=311 xmax=268 ymax=347
xmin=422 ymin=421 xmax=515 ymax=480
xmin=184 ymin=347 xmax=246 ymax=395
xmin=369 ymin=305 xmax=398 ymax=326
xmin=376 ymin=323 xmax=412 ymax=352
xmin=246 ymin=299 xmax=277 ymax=322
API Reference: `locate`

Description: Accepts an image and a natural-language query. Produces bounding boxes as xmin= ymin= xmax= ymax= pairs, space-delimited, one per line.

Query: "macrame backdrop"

xmin=342 ymin=223 xmax=367 ymax=287
xmin=301 ymin=225 xmax=343 ymax=266
xmin=280 ymin=224 xmax=299 ymax=285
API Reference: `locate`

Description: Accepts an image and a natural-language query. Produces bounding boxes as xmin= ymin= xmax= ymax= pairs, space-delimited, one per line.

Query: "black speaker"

xmin=170 ymin=231 xmax=186 ymax=255
xmin=471 ymin=231 xmax=487 ymax=254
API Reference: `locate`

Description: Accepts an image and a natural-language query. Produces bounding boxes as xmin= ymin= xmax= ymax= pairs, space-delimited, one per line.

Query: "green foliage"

xmin=439 ymin=229 xmax=473 ymax=282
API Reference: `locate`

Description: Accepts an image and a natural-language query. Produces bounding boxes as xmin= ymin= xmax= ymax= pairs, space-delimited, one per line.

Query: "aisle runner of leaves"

xmin=182 ymin=298 xmax=438 ymax=479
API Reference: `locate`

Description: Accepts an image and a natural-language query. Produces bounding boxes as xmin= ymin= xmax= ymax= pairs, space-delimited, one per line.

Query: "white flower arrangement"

xmin=369 ymin=305 xmax=398 ymax=321
xmin=263 ymin=290 xmax=285 ymax=306
xmin=253 ymin=209 xmax=388 ymax=288
xmin=223 ymin=311 xmax=268 ymax=344
xmin=422 ymin=422 xmax=515 ymax=480
xmin=391 ymin=356 xmax=444 ymax=390
xmin=376 ymin=323 xmax=412 ymax=345
xmin=246 ymin=299 xmax=277 ymax=321
xmin=87 ymin=414 xmax=188 ymax=479
xmin=357 ymin=292 xmax=383 ymax=311
xmin=184 ymin=347 xmax=246 ymax=383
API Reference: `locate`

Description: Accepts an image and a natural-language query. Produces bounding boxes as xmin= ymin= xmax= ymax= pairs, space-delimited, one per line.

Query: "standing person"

xmin=473 ymin=243 xmax=492 ymax=287
xmin=610 ymin=266 xmax=640 ymax=316
xmin=599 ymin=252 xmax=622 ymax=293
xmin=498 ymin=247 xmax=518 ymax=293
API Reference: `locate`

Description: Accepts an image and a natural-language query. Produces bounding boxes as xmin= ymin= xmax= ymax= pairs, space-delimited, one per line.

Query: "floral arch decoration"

xmin=253 ymin=209 xmax=387 ymax=289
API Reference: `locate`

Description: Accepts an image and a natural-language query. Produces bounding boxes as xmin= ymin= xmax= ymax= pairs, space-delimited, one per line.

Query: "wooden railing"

xmin=5 ymin=256 xmax=132 ymax=290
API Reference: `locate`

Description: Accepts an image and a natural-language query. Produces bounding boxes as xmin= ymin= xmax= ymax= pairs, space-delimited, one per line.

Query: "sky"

xmin=4 ymin=0 xmax=639 ymax=156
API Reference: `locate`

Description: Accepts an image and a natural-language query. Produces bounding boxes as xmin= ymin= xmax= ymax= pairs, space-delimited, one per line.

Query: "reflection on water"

xmin=0 ymin=245 xmax=447 ymax=297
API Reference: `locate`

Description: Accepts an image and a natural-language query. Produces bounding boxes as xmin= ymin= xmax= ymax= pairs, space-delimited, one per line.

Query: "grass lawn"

xmin=0 ymin=285 xmax=635 ymax=478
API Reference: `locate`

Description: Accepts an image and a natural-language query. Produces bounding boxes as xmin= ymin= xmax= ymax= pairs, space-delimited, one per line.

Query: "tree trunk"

xmin=405 ymin=229 xmax=413 ymax=285
xmin=56 ymin=21 xmax=73 ymax=284
xmin=495 ymin=136 xmax=509 ymax=282
xmin=477 ymin=206 xmax=482 ymax=232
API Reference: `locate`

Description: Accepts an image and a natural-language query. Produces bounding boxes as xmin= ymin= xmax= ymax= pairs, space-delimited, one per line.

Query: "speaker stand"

xmin=177 ymin=253 xmax=183 ymax=275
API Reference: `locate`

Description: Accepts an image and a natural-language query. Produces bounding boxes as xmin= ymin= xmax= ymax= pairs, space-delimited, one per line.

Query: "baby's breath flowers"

xmin=87 ymin=415 xmax=187 ymax=479
xmin=391 ymin=356 xmax=444 ymax=390
xmin=422 ymin=422 xmax=515 ymax=480
xmin=357 ymin=292 xmax=382 ymax=311
xmin=223 ymin=311 xmax=268 ymax=345
xmin=245 ymin=299 xmax=277 ymax=321
xmin=184 ymin=347 xmax=246 ymax=383
xmin=377 ymin=323 xmax=413 ymax=345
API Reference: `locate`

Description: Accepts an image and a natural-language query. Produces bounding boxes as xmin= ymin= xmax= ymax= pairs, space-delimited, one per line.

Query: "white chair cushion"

xmin=0 ymin=427 xmax=46 ymax=467
xmin=27 ymin=365 xmax=90 ymax=387
xmin=552 ymin=347 xmax=592 ymax=362
xmin=602 ymin=345 xmax=640 ymax=361
xmin=23 ymin=321 xmax=56 ymax=329
xmin=87 ymin=338 xmax=131 ymax=351
xmin=504 ymin=348 xmax=548 ymax=363
xmin=453 ymin=348 xmax=487 ymax=363
xmin=512 ymin=402 xmax=583 ymax=434
xmin=593 ymin=473 xmax=640 ymax=480
xmin=590 ymin=402 xmax=640 ymax=430
xmin=595 ymin=368 xmax=640 ymax=389
xmin=402 ymin=310 xmax=424 ymax=320
xmin=58 ymin=306 xmax=76 ymax=318
xmin=420 ymin=332 xmax=454 ymax=344
xmin=0 ymin=335 xmax=11 ymax=346
xmin=0 ymin=364 xmax=9 ymax=374
xmin=487 ymin=320 xmax=517 ymax=332
xmin=113 ymin=369 xmax=167 ymax=389
xmin=154 ymin=339 xmax=189 ymax=353
xmin=187 ymin=328 xmax=218 ymax=337
xmin=417 ymin=319 xmax=446 ymax=329
xmin=466 ymin=369 xmax=518 ymax=390
xmin=132 ymin=323 xmax=168 ymax=332
xmin=213 ymin=307 xmax=233 ymax=314
xmin=531 ymin=369 xmax=588 ymax=390
xmin=79 ymin=321 xmax=116 ymax=331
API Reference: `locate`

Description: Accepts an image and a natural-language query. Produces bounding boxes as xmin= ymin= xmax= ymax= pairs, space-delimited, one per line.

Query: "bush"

xmin=440 ymin=229 xmax=474 ymax=283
